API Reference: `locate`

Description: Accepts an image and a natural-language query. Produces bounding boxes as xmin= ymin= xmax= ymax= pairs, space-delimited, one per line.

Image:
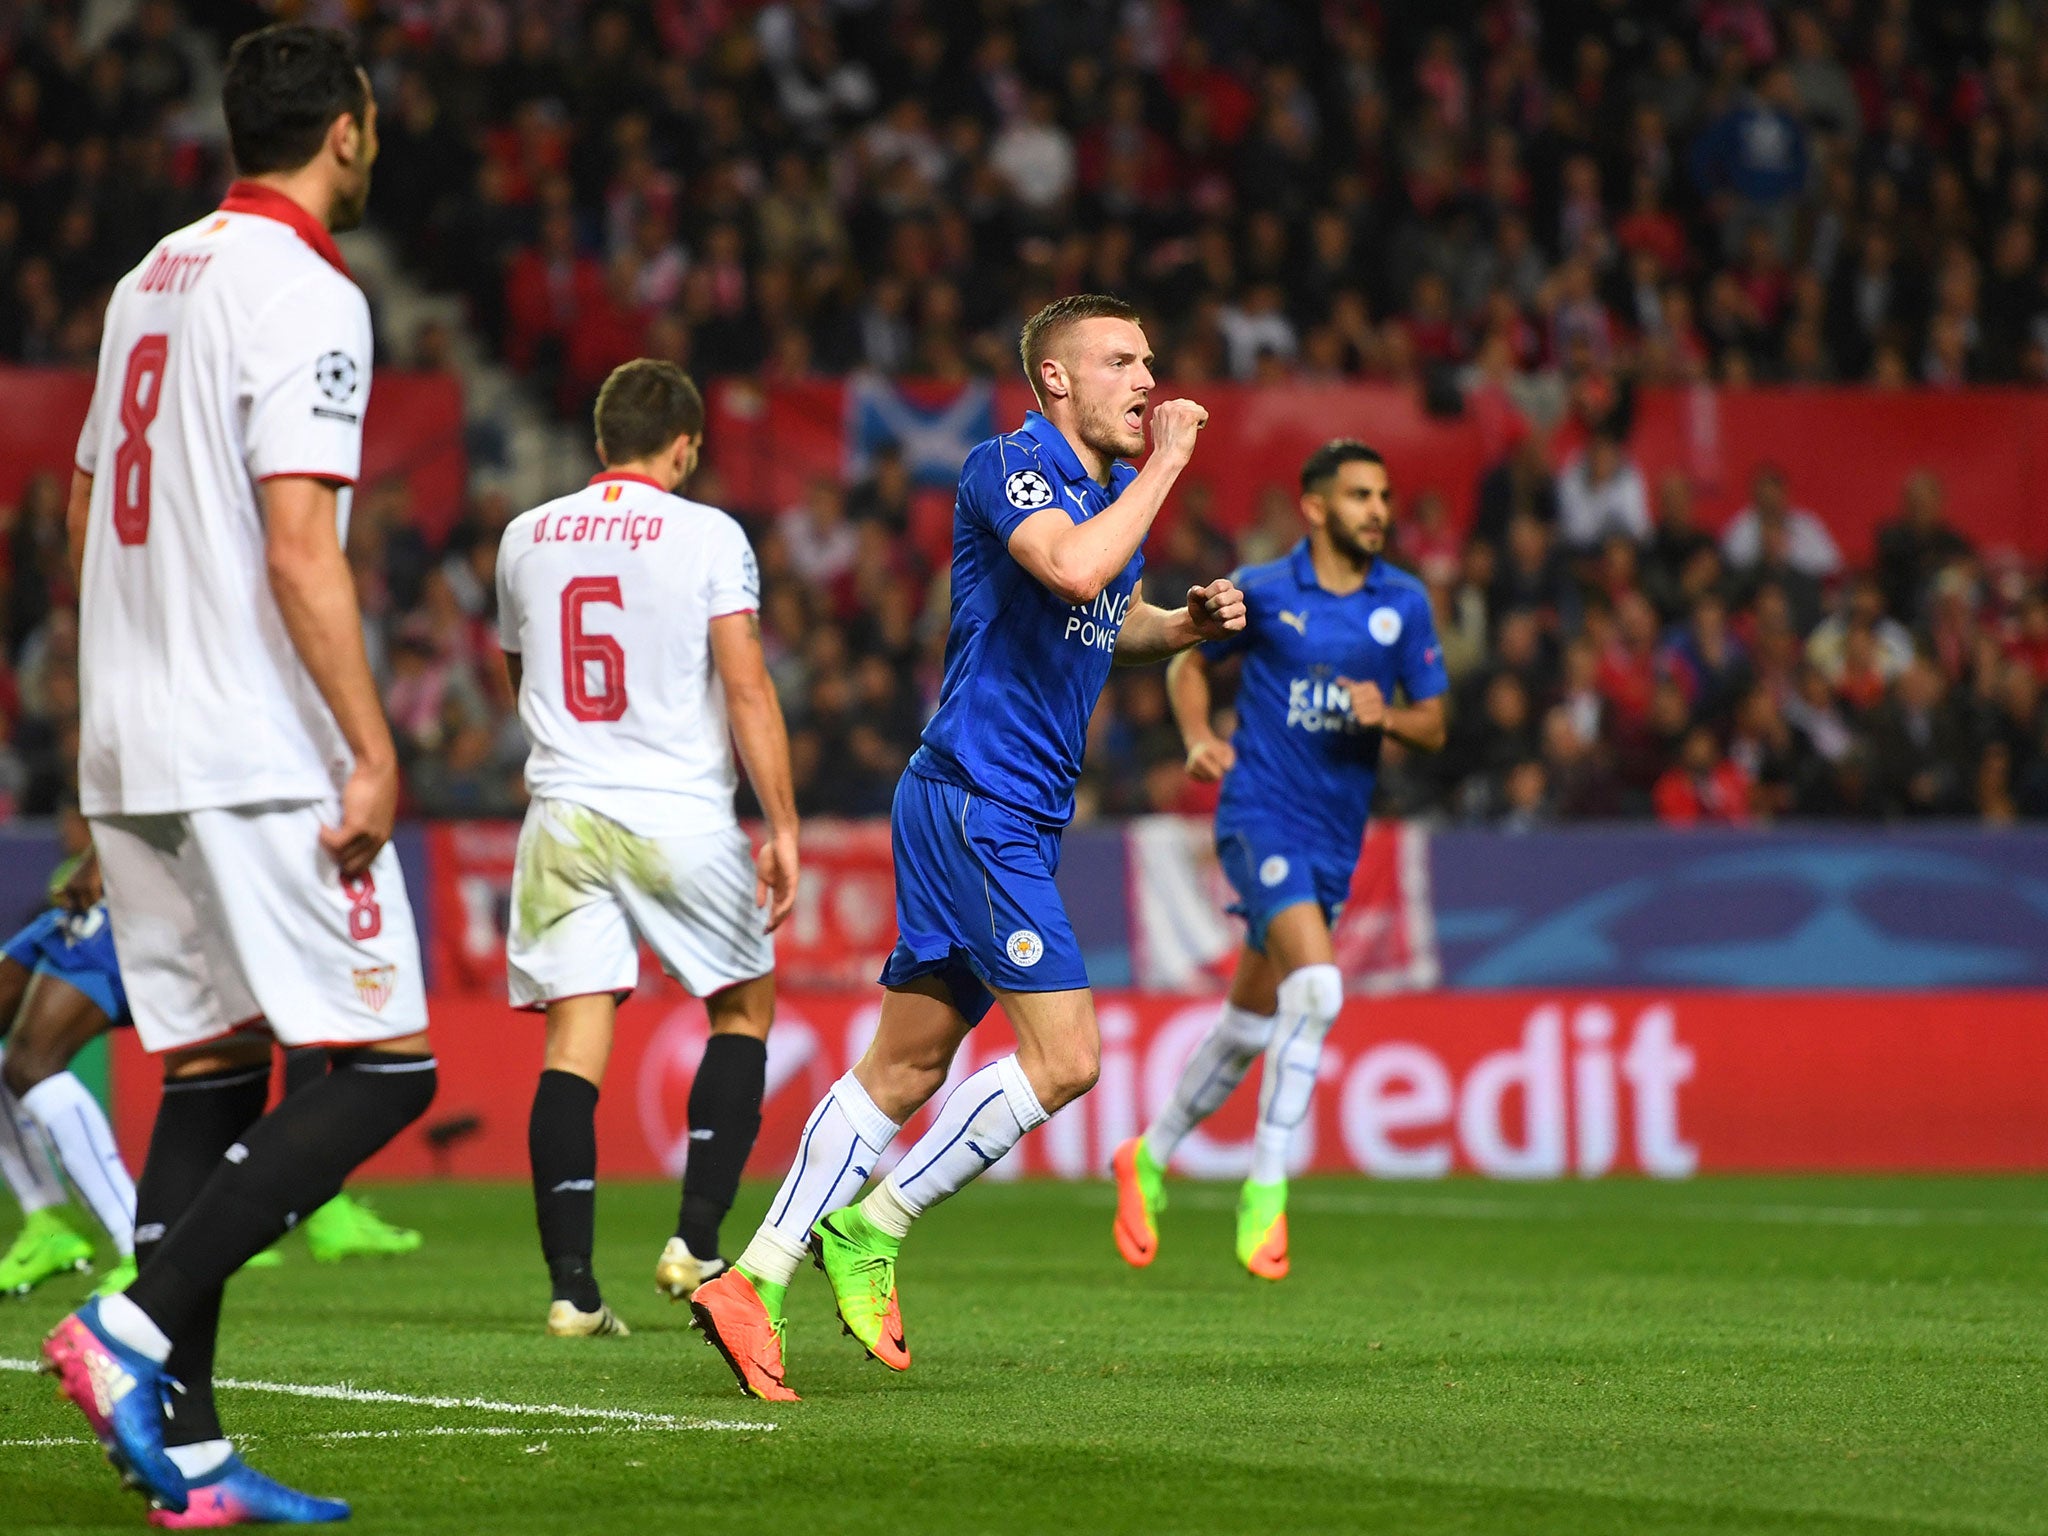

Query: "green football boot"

xmin=302 ymin=1191 xmax=422 ymax=1262
xmin=1111 ymin=1136 xmax=1168 ymax=1266
xmin=811 ymin=1206 xmax=908 ymax=1370
xmin=0 ymin=1206 xmax=95 ymax=1296
xmin=92 ymin=1255 xmax=139 ymax=1296
xmin=1236 ymin=1179 xmax=1290 ymax=1281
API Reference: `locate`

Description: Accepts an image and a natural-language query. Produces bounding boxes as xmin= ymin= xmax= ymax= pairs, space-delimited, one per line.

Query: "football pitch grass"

xmin=3 ymin=1177 xmax=2045 ymax=1535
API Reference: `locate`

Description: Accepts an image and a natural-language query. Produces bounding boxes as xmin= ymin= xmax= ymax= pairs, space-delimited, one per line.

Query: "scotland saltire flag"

xmin=844 ymin=371 xmax=995 ymax=487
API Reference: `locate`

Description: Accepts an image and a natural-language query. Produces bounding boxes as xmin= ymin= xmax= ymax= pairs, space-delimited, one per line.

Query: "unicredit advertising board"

xmin=107 ymin=990 xmax=2048 ymax=1180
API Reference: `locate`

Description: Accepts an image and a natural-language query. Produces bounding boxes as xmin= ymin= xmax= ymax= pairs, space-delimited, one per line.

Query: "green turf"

xmin=4 ymin=1177 xmax=2047 ymax=1534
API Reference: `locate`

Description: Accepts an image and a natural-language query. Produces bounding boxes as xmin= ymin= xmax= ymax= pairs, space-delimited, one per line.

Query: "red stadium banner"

xmin=706 ymin=378 xmax=2048 ymax=562
xmin=0 ymin=367 xmax=469 ymax=540
xmin=1628 ymin=386 xmax=2048 ymax=564
xmin=109 ymin=990 xmax=2048 ymax=1180
xmin=423 ymin=818 xmax=899 ymax=994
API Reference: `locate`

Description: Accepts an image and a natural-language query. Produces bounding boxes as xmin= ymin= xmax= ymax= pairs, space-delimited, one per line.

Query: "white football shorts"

xmin=91 ymin=800 xmax=428 ymax=1053
xmin=506 ymin=797 xmax=773 ymax=1008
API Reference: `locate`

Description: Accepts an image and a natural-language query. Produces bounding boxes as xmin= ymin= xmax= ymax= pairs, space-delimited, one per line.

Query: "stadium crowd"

xmin=3 ymin=0 xmax=2048 ymax=827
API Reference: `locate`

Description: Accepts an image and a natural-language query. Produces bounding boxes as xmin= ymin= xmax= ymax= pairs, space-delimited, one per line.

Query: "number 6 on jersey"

xmin=561 ymin=576 xmax=627 ymax=722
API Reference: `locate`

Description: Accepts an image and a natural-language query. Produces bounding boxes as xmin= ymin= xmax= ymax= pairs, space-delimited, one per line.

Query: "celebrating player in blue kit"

xmin=694 ymin=294 xmax=1244 ymax=1399
xmin=1113 ymin=441 xmax=1447 ymax=1281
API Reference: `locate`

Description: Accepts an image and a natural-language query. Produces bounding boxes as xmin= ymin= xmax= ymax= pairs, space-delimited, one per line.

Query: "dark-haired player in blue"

xmin=1114 ymin=441 xmax=1447 ymax=1281
xmin=695 ymin=294 xmax=1244 ymax=1399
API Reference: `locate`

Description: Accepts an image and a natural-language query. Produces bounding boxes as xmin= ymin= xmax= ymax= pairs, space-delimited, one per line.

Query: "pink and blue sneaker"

xmin=41 ymin=1296 xmax=189 ymax=1513
xmin=148 ymin=1455 xmax=350 ymax=1527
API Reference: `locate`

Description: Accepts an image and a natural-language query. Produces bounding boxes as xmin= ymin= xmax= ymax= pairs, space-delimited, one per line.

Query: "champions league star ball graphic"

xmin=1455 ymin=844 xmax=2048 ymax=989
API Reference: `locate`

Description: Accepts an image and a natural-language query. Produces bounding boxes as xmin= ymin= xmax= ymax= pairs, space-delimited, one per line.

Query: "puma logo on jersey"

xmin=1278 ymin=610 xmax=1309 ymax=635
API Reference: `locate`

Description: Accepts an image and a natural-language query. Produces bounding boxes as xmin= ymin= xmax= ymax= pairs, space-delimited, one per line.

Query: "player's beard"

xmin=1078 ymin=391 xmax=1147 ymax=465
xmin=1327 ymin=515 xmax=1385 ymax=569
xmin=330 ymin=173 xmax=371 ymax=234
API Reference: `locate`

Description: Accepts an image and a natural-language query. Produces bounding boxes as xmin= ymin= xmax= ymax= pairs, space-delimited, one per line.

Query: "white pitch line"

xmin=0 ymin=1358 xmax=773 ymax=1434
xmin=309 ymin=1425 xmax=627 ymax=1443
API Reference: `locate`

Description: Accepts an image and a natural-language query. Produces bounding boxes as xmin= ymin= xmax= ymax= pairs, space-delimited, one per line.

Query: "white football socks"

xmin=0 ymin=1052 xmax=65 ymax=1215
xmin=857 ymin=1179 xmax=916 ymax=1240
xmin=885 ymin=1055 xmax=1046 ymax=1217
xmin=1249 ymin=963 xmax=1343 ymax=1185
xmin=740 ymin=1072 xmax=901 ymax=1287
xmin=24 ymin=1072 xmax=137 ymax=1255
xmin=1142 ymin=1001 xmax=1277 ymax=1165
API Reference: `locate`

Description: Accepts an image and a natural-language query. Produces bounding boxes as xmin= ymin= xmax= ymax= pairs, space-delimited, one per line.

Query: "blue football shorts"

xmin=2 ymin=905 xmax=130 ymax=1024
xmin=1215 ymin=819 xmax=1354 ymax=955
xmin=877 ymin=769 xmax=1089 ymax=1025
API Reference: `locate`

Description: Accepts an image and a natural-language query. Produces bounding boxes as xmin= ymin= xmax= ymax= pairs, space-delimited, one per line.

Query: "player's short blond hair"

xmin=1019 ymin=294 xmax=1141 ymax=407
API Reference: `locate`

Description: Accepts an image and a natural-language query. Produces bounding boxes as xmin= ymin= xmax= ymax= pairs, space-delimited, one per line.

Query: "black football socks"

xmin=676 ymin=1033 xmax=766 ymax=1261
xmin=529 ymin=1068 xmax=602 ymax=1311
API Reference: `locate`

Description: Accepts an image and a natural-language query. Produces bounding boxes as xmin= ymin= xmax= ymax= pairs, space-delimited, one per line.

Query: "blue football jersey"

xmin=912 ymin=411 xmax=1142 ymax=826
xmin=1205 ymin=540 xmax=1448 ymax=859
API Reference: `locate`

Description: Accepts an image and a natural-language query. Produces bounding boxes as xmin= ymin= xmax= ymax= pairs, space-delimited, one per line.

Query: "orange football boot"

xmin=1110 ymin=1137 xmax=1165 ymax=1267
xmin=690 ymin=1270 xmax=800 ymax=1402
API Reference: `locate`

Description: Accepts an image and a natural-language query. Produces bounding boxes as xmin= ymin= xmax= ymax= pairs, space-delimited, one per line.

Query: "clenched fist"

xmin=1337 ymin=677 xmax=1387 ymax=729
xmin=1186 ymin=577 xmax=1245 ymax=641
xmin=1185 ymin=736 xmax=1237 ymax=782
xmin=1149 ymin=397 xmax=1209 ymax=464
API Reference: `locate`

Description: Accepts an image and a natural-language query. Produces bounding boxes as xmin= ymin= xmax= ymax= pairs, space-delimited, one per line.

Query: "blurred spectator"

xmin=1809 ymin=577 xmax=1915 ymax=687
xmin=990 ymin=90 xmax=1076 ymax=215
xmin=1471 ymin=436 xmax=1556 ymax=549
xmin=845 ymin=443 xmax=913 ymax=535
xmin=1491 ymin=513 xmax=1567 ymax=619
xmin=1540 ymin=705 xmax=1620 ymax=819
xmin=1642 ymin=472 xmax=1715 ymax=619
xmin=1720 ymin=464 xmax=1843 ymax=580
xmin=1728 ymin=683 xmax=1808 ymax=819
xmin=1875 ymin=470 xmax=1974 ymax=623
xmin=1690 ymin=65 xmax=1809 ymax=258
xmin=1556 ymin=432 xmax=1651 ymax=552
xmin=779 ymin=477 xmax=859 ymax=591
xmin=1870 ymin=656 xmax=1972 ymax=817
xmin=1661 ymin=593 xmax=1751 ymax=724
xmin=1730 ymin=514 xmax=1827 ymax=637
xmin=1653 ymin=725 xmax=1754 ymax=826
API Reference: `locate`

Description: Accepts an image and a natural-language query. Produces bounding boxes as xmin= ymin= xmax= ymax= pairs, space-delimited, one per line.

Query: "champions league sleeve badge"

xmin=1005 ymin=469 xmax=1055 ymax=509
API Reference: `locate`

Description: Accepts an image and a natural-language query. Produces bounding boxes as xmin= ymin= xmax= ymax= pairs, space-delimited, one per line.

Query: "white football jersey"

xmin=74 ymin=183 xmax=373 ymax=816
xmin=497 ymin=471 xmax=761 ymax=836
